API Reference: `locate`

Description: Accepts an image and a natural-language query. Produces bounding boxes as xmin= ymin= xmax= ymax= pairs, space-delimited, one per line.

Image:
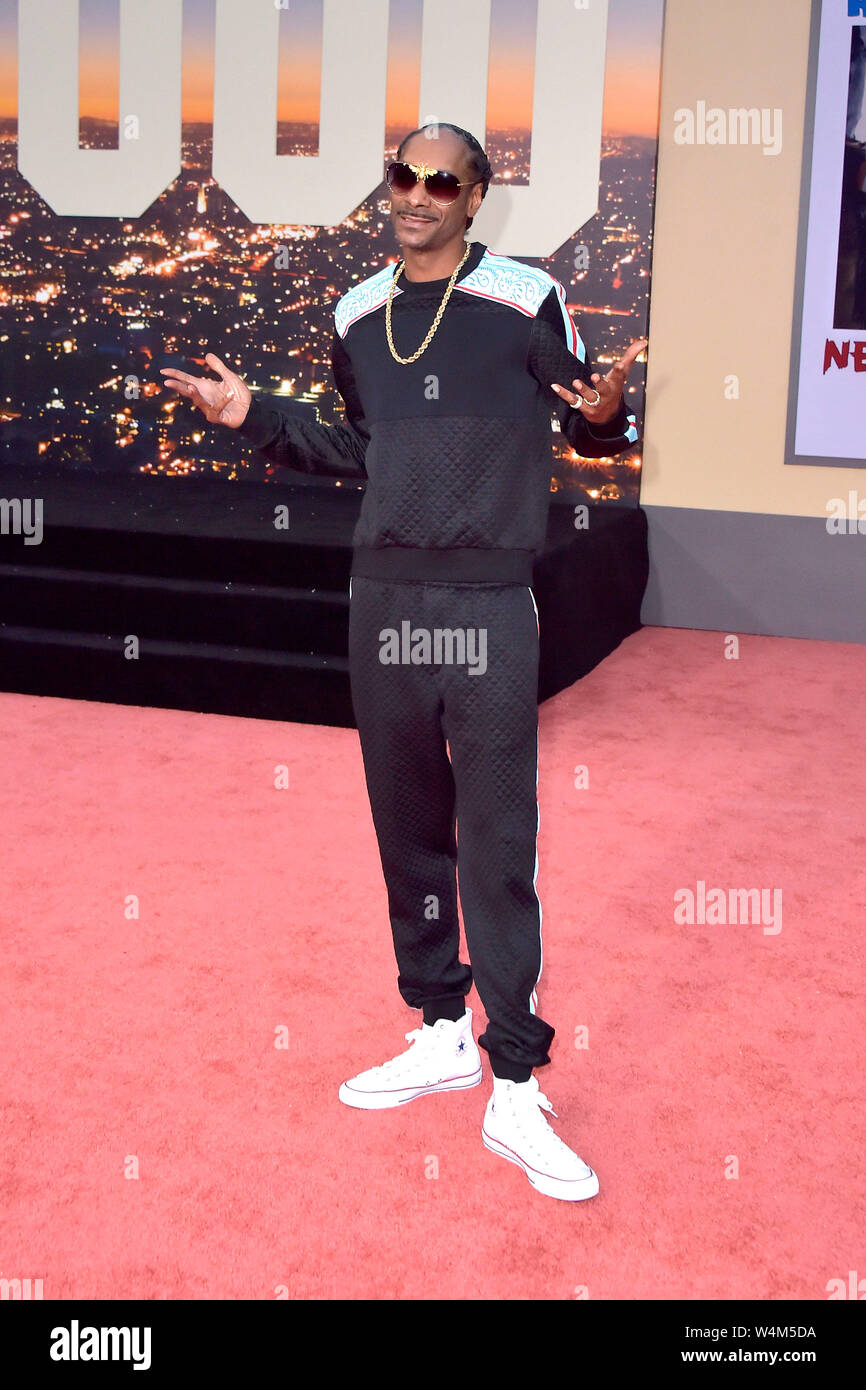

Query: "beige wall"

xmin=641 ymin=0 xmax=864 ymax=518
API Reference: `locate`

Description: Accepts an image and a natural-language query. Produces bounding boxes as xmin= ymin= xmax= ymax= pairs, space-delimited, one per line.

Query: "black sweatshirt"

xmin=236 ymin=239 xmax=640 ymax=584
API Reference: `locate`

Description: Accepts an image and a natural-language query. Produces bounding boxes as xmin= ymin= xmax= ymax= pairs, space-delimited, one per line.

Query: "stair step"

xmin=0 ymin=560 xmax=348 ymax=603
xmin=0 ymin=525 xmax=352 ymax=588
xmin=0 ymin=624 xmax=349 ymax=669
xmin=0 ymin=625 xmax=355 ymax=726
xmin=0 ymin=564 xmax=349 ymax=652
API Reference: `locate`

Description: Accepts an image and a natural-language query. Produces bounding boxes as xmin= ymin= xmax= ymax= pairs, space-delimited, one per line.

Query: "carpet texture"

xmin=1 ymin=625 xmax=863 ymax=1300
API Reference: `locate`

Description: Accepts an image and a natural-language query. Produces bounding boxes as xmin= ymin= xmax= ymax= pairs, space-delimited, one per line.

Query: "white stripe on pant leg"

xmin=528 ymin=585 xmax=542 ymax=1016
xmin=349 ymin=577 xmax=353 ymax=599
xmin=530 ymin=724 xmax=542 ymax=1015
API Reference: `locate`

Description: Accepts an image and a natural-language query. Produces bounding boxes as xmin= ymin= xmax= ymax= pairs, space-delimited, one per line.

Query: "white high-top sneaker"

xmin=482 ymin=1075 xmax=599 ymax=1201
xmin=338 ymin=1008 xmax=483 ymax=1109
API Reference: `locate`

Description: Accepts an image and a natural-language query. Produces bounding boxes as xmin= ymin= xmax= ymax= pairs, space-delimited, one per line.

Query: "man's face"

xmin=388 ymin=129 xmax=484 ymax=253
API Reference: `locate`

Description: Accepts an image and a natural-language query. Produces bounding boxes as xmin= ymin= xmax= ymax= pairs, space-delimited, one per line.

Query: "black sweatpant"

xmin=347 ymin=575 xmax=556 ymax=1081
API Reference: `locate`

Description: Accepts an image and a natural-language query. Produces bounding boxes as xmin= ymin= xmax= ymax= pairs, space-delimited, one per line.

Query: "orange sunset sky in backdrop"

xmin=0 ymin=0 xmax=663 ymax=140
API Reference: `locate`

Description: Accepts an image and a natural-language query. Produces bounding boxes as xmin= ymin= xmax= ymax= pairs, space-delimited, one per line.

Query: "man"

xmin=161 ymin=123 xmax=647 ymax=1203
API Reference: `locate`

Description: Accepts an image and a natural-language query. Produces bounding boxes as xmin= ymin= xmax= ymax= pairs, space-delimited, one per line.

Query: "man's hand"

xmin=551 ymin=336 xmax=648 ymax=426
xmin=159 ymin=353 xmax=252 ymax=428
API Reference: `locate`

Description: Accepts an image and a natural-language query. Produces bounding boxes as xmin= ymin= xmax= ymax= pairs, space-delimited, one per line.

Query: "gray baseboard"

xmin=641 ymin=505 xmax=865 ymax=643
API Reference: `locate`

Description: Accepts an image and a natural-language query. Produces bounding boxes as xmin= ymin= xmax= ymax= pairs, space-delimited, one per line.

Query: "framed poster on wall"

xmin=787 ymin=0 xmax=866 ymax=468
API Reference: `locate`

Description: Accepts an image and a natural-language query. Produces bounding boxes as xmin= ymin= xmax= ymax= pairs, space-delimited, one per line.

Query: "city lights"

xmin=0 ymin=127 xmax=648 ymax=491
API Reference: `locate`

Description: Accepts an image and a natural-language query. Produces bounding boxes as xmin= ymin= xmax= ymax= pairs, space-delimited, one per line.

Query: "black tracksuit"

xmin=236 ymin=239 xmax=639 ymax=1080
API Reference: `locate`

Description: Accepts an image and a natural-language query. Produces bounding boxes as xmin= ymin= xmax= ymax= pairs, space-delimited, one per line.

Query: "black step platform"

xmin=0 ymin=467 xmax=648 ymax=727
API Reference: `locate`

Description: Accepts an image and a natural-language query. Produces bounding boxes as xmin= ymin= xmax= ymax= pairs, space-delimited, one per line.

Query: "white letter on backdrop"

xmin=212 ymin=0 xmax=389 ymax=227
xmin=17 ymin=0 xmax=182 ymax=217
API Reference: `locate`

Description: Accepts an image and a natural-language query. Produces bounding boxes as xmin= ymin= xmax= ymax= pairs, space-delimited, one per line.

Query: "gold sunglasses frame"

xmin=386 ymin=160 xmax=479 ymax=205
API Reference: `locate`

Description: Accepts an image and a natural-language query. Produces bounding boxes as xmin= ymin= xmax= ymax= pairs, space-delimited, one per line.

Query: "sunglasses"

xmin=385 ymin=160 xmax=478 ymax=207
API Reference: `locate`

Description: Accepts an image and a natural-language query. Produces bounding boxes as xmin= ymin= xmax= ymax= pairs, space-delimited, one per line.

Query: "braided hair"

xmin=395 ymin=123 xmax=492 ymax=230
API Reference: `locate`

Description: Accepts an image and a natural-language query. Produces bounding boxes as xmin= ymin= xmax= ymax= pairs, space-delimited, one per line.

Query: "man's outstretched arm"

xmin=236 ymin=332 xmax=368 ymax=479
xmin=527 ymin=284 xmax=645 ymax=458
xmin=160 ymin=331 xmax=369 ymax=480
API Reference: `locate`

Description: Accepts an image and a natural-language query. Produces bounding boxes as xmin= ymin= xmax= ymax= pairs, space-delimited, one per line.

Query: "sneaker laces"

xmin=535 ymin=1089 xmax=558 ymax=1120
xmin=369 ymin=1027 xmax=439 ymax=1077
xmin=500 ymin=1078 xmax=587 ymax=1161
xmin=515 ymin=1078 xmax=558 ymax=1121
xmin=497 ymin=1074 xmax=557 ymax=1117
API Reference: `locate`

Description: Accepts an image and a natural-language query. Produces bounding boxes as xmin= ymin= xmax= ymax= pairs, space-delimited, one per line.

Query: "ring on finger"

xmin=570 ymin=386 xmax=601 ymax=409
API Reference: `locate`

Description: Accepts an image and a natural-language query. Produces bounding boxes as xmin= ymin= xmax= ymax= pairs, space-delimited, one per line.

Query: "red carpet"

xmin=1 ymin=625 xmax=863 ymax=1300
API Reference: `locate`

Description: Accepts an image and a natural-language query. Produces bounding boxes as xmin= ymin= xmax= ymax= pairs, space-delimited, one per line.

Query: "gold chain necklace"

xmin=385 ymin=241 xmax=471 ymax=365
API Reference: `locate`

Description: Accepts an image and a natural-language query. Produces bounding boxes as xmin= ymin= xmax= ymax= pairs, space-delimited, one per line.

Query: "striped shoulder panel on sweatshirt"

xmin=334 ymin=262 xmax=401 ymax=340
xmin=452 ymin=248 xmax=586 ymax=363
xmin=465 ymin=251 xmax=639 ymax=447
xmin=333 ymin=247 xmax=585 ymax=361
